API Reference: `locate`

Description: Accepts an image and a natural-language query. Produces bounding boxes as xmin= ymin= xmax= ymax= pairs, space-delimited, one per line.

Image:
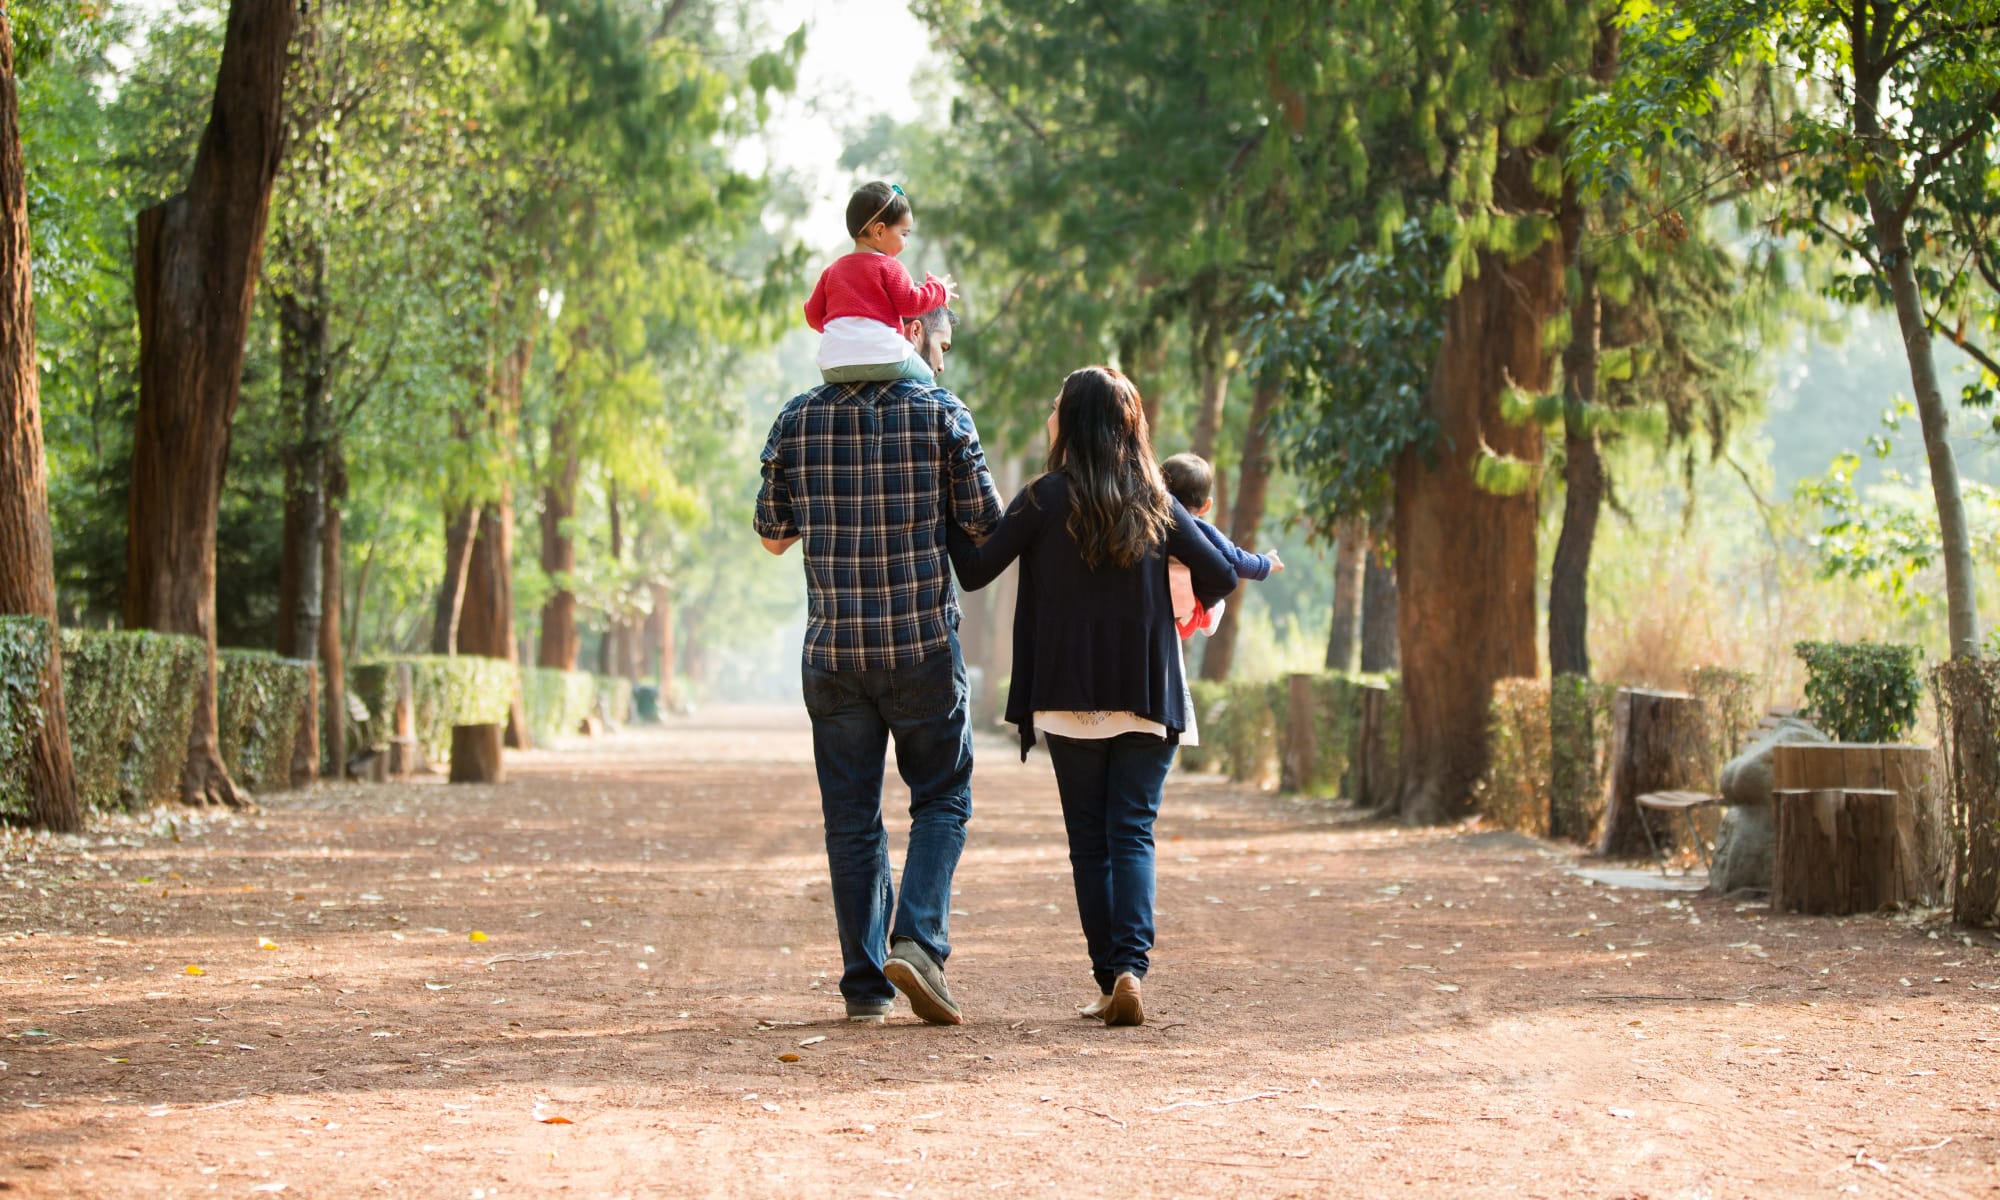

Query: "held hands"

xmin=938 ymin=272 xmax=959 ymax=304
xmin=1265 ymin=549 xmax=1285 ymax=573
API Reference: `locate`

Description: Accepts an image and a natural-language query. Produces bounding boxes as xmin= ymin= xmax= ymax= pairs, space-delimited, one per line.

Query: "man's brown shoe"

xmin=1103 ymin=972 xmax=1144 ymax=1027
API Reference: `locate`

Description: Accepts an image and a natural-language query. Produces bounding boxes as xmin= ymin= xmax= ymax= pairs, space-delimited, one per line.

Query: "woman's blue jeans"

xmin=801 ymin=634 xmax=973 ymax=1008
xmin=1044 ymin=731 xmax=1176 ymax=994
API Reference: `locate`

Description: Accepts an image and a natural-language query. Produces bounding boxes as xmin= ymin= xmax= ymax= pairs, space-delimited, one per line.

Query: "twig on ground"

xmin=1065 ymin=1105 xmax=1126 ymax=1128
xmin=1145 ymin=1090 xmax=1289 ymax=1113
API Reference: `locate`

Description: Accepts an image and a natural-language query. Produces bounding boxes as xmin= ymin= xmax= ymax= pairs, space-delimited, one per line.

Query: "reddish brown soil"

xmin=3 ymin=704 xmax=1998 ymax=1199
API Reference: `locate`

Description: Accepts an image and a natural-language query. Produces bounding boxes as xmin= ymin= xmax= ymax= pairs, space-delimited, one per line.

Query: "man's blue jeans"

xmin=801 ymin=632 xmax=973 ymax=1008
xmin=1044 ymin=731 xmax=1176 ymax=995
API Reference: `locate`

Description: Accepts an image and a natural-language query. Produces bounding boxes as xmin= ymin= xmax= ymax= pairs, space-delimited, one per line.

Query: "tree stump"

xmin=448 ymin=724 xmax=504 ymax=784
xmin=1773 ymin=788 xmax=1928 ymax=914
xmin=1595 ymin=688 xmax=1707 ymax=859
xmin=387 ymin=661 xmax=419 ymax=779
xmin=1281 ymin=673 xmax=1317 ymax=794
xmin=1773 ymin=742 xmax=1948 ymax=906
xmin=288 ymin=660 xmax=319 ymax=789
xmin=1355 ymin=683 xmax=1394 ymax=810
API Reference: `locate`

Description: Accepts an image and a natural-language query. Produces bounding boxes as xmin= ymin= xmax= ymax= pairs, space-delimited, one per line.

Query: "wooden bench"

xmin=1636 ymin=790 xmax=1723 ymax=876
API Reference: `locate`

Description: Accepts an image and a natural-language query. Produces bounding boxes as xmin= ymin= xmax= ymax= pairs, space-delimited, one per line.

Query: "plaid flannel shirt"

xmin=755 ymin=378 xmax=1003 ymax=671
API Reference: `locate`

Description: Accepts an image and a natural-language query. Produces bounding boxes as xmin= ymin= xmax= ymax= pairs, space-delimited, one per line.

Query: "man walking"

xmin=755 ymin=305 xmax=1002 ymax=1025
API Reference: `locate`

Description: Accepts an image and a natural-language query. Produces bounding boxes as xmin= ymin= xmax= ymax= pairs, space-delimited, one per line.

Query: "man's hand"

xmin=762 ymin=535 xmax=800 ymax=556
xmin=1265 ymin=549 xmax=1285 ymax=573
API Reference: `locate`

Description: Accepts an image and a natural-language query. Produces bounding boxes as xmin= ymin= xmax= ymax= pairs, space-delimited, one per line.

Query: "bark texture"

xmin=0 ymin=12 xmax=78 ymax=830
xmin=1359 ymin=539 xmax=1399 ymax=673
xmin=319 ymin=454 xmax=345 ymax=779
xmin=1549 ymin=184 xmax=1603 ymax=679
xmin=537 ymin=415 xmax=579 ymax=669
xmin=123 ymin=0 xmax=296 ymax=807
xmin=1198 ymin=376 xmax=1280 ymax=682
xmin=1595 ymin=689 xmax=1705 ymax=859
xmin=274 ymin=252 xmax=329 ymax=664
xmin=431 ymin=504 xmax=475 ymax=654
xmin=1393 ymin=202 xmax=1563 ymax=823
xmin=1852 ymin=46 xmax=1981 ymax=660
xmin=1325 ymin=516 xmax=1365 ymax=674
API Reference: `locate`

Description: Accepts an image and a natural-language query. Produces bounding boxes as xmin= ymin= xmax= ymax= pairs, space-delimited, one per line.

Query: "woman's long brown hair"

xmin=1045 ymin=366 xmax=1172 ymax=570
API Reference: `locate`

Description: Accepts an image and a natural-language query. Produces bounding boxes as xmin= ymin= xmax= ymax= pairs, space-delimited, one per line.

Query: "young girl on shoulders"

xmin=803 ymin=181 xmax=956 ymax=384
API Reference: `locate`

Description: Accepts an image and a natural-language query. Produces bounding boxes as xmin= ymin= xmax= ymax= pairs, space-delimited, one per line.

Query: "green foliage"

xmin=1686 ymin=664 xmax=1761 ymax=770
xmin=58 ymin=629 xmax=205 ymax=813
xmin=523 ymin=666 xmax=597 ymax=744
xmin=1549 ymin=673 xmax=1618 ymax=841
xmin=215 ymin=651 xmax=315 ymax=796
xmin=596 ymin=674 xmax=633 ymax=726
xmin=350 ymin=656 xmax=516 ymax=762
xmin=1796 ymin=451 xmax=2000 ymax=615
xmin=1483 ymin=678 xmax=1556 ymax=836
xmin=1242 ymin=223 xmax=1443 ymax=531
xmin=1793 ymin=640 xmax=1923 ymax=743
xmin=1183 ymin=672 xmax=1401 ymax=795
xmin=0 ymin=618 xmax=53 ymax=820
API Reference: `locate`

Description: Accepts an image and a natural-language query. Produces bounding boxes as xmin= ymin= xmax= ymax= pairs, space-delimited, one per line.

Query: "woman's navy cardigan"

xmin=946 ymin=473 xmax=1238 ymax=760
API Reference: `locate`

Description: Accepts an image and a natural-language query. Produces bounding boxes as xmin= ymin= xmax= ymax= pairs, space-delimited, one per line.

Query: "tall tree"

xmin=123 ymin=0 xmax=296 ymax=805
xmin=1576 ymin=0 xmax=2000 ymax=660
xmin=0 ymin=1 xmax=78 ymax=831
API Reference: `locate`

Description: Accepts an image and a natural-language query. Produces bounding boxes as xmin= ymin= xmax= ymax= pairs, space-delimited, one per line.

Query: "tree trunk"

xmin=123 ymin=0 xmax=296 ymax=808
xmin=345 ymin=534 xmax=372 ymax=668
xmin=431 ymin=504 xmax=475 ymax=654
xmin=1190 ymin=305 xmax=1228 ymax=463
xmin=319 ymin=452 xmax=346 ymax=780
xmin=1360 ymin=537 xmax=1399 ymax=673
xmin=1851 ymin=62 xmax=1981 ymax=660
xmin=461 ymin=493 xmax=530 ymax=750
xmin=1392 ymin=211 xmax=1562 ymax=823
xmin=273 ymin=250 xmax=329 ymax=665
xmin=1773 ymin=788 xmax=1928 ymax=915
xmin=536 ymin=416 xmax=579 ymax=669
xmin=648 ymin=581 xmax=676 ymax=710
xmin=1325 ymin=516 xmax=1365 ymax=673
xmin=0 ymin=12 xmax=78 ymax=831
xmin=1199 ymin=375 xmax=1280 ymax=683
xmin=1549 ymin=187 xmax=1603 ymax=679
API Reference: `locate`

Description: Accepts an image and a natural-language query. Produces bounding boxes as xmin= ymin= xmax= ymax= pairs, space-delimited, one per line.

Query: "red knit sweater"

xmin=803 ymin=253 xmax=949 ymax=333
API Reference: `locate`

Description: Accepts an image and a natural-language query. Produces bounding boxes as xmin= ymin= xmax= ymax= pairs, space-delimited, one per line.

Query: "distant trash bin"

xmin=632 ymin=684 xmax=661 ymax=723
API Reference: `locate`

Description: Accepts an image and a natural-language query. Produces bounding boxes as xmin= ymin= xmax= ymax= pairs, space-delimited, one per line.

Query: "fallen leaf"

xmin=1609 ymin=1107 xmax=1635 ymax=1119
xmin=798 ymin=1035 xmax=826 ymax=1047
xmin=258 ymin=939 xmax=278 ymax=951
xmin=777 ymin=1053 xmax=801 ymax=1063
xmin=249 ymin=1185 xmax=287 ymax=1194
xmin=184 ymin=965 xmax=205 ymax=976
xmin=537 ymin=1115 xmax=573 ymax=1125
xmin=469 ymin=931 xmax=489 ymax=943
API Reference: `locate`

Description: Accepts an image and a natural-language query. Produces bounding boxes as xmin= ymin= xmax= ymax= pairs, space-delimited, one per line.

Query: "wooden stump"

xmin=1281 ymin=673 xmax=1317 ymax=794
xmin=1773 ymin=788 xmax=1925 ymax=914
xmin=1595 ymin=688 xmax=1707 ymax=859
xmin=1773 ymin=742 xmax=1948 ymax=906
xmin=1356 ymin=683 xmax=1394 ymax=809
xmin=289 ymin=661 xmax=319 ymax=789
xmin=448 ymin=724 xmax=504 ymax=784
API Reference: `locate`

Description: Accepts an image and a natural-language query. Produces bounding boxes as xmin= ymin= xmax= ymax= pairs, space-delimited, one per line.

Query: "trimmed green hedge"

xmin=216 ymin=650 xmax=314 ymax=795
xmin=350 ymin=655 xmax=516 ymax=761
xmin=596 ymin=674 xmax=634 ymax=727
xmin=524 ymin=667 xmax=598 ymax=743
xmin=0 ymin=616 xmax=54 ymax=819
xmin=61 ymin=628 xmax=204 ymax=812
xmin=1180 ymin=672 xmax=1401 ymax=795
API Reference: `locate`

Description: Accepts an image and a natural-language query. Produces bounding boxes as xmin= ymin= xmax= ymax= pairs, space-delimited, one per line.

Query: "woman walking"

xmin=947 ymin=366 xmax=1236 ymax=1026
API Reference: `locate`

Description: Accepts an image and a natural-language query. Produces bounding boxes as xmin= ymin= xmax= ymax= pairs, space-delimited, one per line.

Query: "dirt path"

xmin=3 ymin=705 xmax=1997 ymax=1199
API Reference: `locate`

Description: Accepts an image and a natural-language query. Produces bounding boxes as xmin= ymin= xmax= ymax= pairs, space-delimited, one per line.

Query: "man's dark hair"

xmin=915 ymin=305 xmax=957 ymax=336
xmin=1160 ymin=452 xmax=1213 ymax=512
xmin=846 ymin=181 xmax=912 ymax=239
